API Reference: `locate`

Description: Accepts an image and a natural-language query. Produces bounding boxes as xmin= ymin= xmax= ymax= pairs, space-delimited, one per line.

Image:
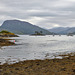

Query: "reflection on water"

xmin=0 ymin=35 xmax=75 ymax=64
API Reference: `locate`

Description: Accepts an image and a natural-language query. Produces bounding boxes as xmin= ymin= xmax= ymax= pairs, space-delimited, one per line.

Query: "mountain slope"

xmin=0 ymin=20 xmax=52 ymax=35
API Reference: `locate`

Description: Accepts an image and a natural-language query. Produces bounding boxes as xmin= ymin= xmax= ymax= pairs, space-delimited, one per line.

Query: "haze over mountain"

xmin=0 ymin=20 xmax=52 ymax=35
xmin=48 ymin=27 xmax=75 ymax=34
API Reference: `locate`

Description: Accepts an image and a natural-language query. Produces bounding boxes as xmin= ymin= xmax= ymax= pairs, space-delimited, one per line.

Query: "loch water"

xmin=0 ymin=35 xmax=75 ymax=64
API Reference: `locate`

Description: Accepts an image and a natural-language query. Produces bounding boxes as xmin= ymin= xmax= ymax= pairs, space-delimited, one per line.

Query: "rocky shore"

xmin=0 ymin=30 xmax=18 ymax=47
xmin=0 ymin=53 xmax=75 ymax=75
xmin=0 ymin=34 xmax=18 ymax=37
xmin=0 ymin=30 xmax=18 ymax=37
xmin=0 ymin=39 xmax=15 ymax=46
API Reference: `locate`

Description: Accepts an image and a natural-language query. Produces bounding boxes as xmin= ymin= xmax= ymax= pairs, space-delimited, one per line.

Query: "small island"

xmin=31 ymin=31 xmax=45 ymax=36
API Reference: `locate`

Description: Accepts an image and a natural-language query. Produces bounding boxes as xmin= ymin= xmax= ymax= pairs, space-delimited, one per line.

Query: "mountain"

xmin=72 ymin=32 xmax=75 ymax=34
xmin=48 ymin=27 xmax=75 ymax=34
xmin=0 ymin=20 xmax=52 ymax=35
xmin=48 ymin=27 xmax=70 ymax=34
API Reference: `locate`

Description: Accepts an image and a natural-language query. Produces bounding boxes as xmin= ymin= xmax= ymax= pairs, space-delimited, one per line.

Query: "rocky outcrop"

xmin=0 ymin=39 xmax=15 ymax=46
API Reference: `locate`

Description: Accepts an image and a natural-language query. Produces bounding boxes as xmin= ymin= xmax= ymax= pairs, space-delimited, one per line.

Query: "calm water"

xmin=0 ymin=35 xmax=75 ymax=64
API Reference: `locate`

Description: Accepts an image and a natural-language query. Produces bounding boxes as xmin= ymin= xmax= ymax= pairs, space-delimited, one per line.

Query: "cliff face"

xmin=0 ymin=20 xmax=52 ymax=35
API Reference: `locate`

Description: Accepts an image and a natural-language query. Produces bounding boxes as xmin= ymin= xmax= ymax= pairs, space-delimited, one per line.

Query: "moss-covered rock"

xmin=0 ymin=30 xmax=18 ymax=37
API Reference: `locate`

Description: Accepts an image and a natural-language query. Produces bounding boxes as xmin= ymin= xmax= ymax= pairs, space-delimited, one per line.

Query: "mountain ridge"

xmin=48 ymin=27 xmax=75 ymax=34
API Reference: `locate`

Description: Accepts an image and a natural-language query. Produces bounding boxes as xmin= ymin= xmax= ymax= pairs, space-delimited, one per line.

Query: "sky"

xmin=0 ymin=0 xmax=75 ymax=29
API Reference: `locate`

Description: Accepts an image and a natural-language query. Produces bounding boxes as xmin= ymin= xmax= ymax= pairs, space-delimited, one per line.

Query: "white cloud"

xmin=26 ymin=17 xmax=45 ymax=25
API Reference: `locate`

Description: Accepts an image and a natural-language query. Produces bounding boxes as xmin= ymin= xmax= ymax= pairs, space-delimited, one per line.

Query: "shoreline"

xmin=0 ymin=52 xmax=75 ymax=75
xmin=0 ymin=38 xmax=15 ymax=47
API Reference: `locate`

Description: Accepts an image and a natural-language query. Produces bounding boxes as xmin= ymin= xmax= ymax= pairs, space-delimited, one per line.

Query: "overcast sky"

xmin=0 ymin=0 xmax=75 ymax=29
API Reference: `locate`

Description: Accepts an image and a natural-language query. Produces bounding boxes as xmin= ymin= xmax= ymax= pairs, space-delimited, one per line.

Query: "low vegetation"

xmin=0 ymin=30 xmax=18 ymax=37
xmin=31 ymin=31 xmax=45 ymax=35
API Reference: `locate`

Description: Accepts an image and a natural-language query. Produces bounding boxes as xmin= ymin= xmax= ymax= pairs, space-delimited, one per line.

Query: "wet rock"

xmin=0 ymin=69 xmax=3 ymax=72
xmin=3 ymin=73 xmax=10 ymax=75
xmin=60 ymin=68 xmax=66 ymax=71
xmin=15 ymin=68 xmax=19 ymax=70
xmin=73 ymin=69 xmax=75 ymax=73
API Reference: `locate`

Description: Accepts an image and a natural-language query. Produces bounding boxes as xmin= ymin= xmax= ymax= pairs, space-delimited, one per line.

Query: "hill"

xmin=0 ymin=20 xmax=52 ymax=35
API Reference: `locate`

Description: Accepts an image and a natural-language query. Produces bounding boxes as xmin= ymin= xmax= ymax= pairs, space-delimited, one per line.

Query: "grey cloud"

xmin=0 ymin=0 xmax=75 ymax=28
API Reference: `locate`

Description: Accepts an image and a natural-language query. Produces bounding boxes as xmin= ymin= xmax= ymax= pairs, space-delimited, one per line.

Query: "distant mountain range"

xmin=48 ymin=27 xmax=75 ymax=34
xmin=0 ymin=20 xmax=53 ymax=35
